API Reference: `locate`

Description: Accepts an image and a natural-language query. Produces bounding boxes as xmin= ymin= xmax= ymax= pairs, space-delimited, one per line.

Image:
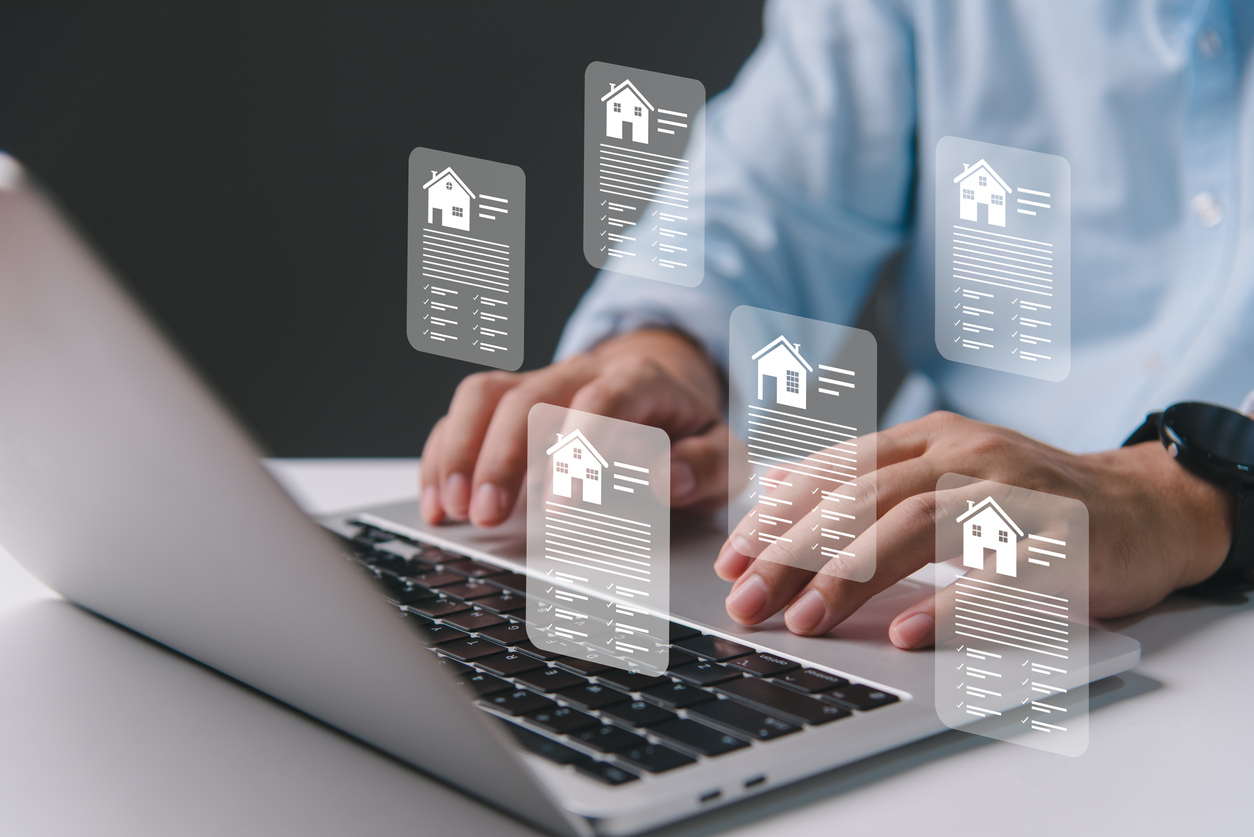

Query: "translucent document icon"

xmin=933 ymin=473 xmax=1089 ymax=756
xmin=727 ymin=307 xmax=878 ymax=582
xmin=583 ymin=61 xmax=706 ymax=287
xmin=408 ymin=147 xmax=525 ymax=371
xmin=935 ymin=136 xmax=1071 ymax=381
xmin=526 ymin=404 xmax=671 ymax=675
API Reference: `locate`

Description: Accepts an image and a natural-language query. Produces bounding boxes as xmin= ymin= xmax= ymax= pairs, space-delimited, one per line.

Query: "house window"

xmin=978 ymin=175 xmax=987 ymax=187
xmin=786 ymin=369 xmax=800 ymax=394
xmin=962 ymin=188 xmax=975 ymax=201
xmin=634 ymin=106 xmax=642 ymax=117
xmin=999 ymin=530 xmax=1009 ymax=543
xmin=445 ymin=180 xmax=453 ymax=190
xmin=586 ymin=468 xmax=599 ymax=481
xmin=613 ymin=102 xmax=621 ymax=113
xmin=556 ymin=461 xmax=568 ymax=475
xmin=572 ymin=448 xmax=582 ymax=460
xmin=991 ymin=194 xmax=1004 ymax=206
xmin=451 ymin=206 xmax=463 ymax=218
xmin=971 ymin=524 xmax=982 ymax=538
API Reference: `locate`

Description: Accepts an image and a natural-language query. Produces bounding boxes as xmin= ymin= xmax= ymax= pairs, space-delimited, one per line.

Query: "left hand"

xmin=712 ymin=411 xmax=1234 ymax=648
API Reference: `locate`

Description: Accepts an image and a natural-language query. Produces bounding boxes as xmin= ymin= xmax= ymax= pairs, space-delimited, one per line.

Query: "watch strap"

xmin=1122 ymin=412 xmax=1163 ymax=447
xmin=1207 ymin=489 xmax=1254 ymax=588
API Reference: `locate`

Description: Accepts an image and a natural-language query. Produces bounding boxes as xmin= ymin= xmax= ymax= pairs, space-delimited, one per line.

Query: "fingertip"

xmin=725 ymin=573 xmax=768 ymax=623
xmin=889 ymin=612 xmax=934 ymax=650
xmin=670 ymin=459 xmax=696 ymax=504
xmin=469 ymin=483 xmax=508 ymax=527
xmin=713 ymin=540 xmax=751 ymax=581
xmin=443 ymin=472 xmax=470 ymax=520
xmin=421 ymin=484 xmax=443 ymax=524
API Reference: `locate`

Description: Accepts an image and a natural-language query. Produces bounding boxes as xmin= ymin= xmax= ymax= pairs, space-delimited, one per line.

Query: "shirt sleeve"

xmin=555 ymin=0 xmax=918 ymax=371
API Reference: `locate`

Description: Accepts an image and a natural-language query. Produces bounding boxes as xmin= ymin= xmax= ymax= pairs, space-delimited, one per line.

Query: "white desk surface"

xmin=0 ymin=458 xmax=1248 ymax=836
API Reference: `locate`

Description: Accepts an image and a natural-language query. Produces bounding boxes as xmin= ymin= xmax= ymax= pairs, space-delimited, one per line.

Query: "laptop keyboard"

xmin=342 ymin=522 xmax=900 ymax=786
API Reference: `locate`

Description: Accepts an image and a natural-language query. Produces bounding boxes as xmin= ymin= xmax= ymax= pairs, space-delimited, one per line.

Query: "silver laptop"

xmin=0 ymin=155 xmax=1141 ymax=836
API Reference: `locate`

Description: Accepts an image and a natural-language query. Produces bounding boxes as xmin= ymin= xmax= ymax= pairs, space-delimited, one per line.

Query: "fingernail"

xmin=725 ymin=574 xmax=768 ymax=622
xmin=671 ymin=461 xmax=696 ymax=502
xmin=730 ymin=535 xmax=754 ymax=557
xmin=470 ymin=483 xmax=502 ymax=524
xmin=444 ymin=473 xmax=469 ymax=519
xmin=714 ymin=541 xmax=751 ymax=580
xmin=785 ymin=590 xmax=826 ymax=634
xmin=891 ymin=613 xmax=934 ymax=649
xmin=421 ymin=485 xmax=440 ymax=522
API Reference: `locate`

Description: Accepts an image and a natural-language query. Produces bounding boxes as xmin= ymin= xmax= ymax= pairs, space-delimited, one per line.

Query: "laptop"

xmin=0 ymin=154 xmax=1141 ymax=836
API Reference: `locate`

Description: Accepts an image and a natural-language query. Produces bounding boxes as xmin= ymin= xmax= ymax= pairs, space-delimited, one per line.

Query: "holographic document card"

xmin=408 ymin=147 xmax=525 ymax=370
xmin=935 ymin=136 xmax=1070 ymax=381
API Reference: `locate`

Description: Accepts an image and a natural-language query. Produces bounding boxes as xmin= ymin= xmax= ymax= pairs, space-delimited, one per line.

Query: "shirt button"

xmin=1191 ymin=191 xmax=1224 ymax=228
xmin=1198 ymin=28 xmax=1222 ymax=58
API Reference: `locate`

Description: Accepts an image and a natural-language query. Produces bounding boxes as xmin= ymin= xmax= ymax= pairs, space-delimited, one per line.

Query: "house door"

xmin=760 ymin=374 xmax=779 ymax=403
xmin=431 ymin=207 xmax=443 ymax=227
xmin=984 ymin=547 xmax=997 ymax=566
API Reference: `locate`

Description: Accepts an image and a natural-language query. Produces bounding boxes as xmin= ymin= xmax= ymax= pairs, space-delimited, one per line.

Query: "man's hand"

xmin=420 ymin=329 xmax=728 ymax=526
xmin=712 ymin=412 xmax=1234 ymax=648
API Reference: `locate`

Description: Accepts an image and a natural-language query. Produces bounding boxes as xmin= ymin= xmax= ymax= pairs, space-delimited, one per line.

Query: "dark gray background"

xmin=0 ymin=2 xmax=767 ymax=455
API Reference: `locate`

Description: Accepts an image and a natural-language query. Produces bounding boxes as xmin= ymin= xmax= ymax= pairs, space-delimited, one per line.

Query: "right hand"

xmin=420 ymin=329 xmax=729 ymax=526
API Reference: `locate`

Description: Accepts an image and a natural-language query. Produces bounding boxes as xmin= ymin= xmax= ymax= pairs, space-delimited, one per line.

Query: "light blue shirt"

xmin=557 ymin=0 xmax=1254 ymax=453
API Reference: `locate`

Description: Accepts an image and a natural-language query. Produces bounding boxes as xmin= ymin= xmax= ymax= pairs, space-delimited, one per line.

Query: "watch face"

xmin=1164 ymin=402 xmax=1254 ymax=475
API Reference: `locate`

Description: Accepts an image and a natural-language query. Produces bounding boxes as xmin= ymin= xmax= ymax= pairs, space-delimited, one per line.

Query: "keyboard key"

xmin=600 ymin=699 xmax=678 ymax=728
xmin=714 ymin=677 xmax=851 ymax=725
xmin=571 ymin=725 xmax=648 ymax=754
xmin=432 ymin=656 xmax=472 ymax=676
xmin=553 ymin=657 xmax=612 ymax=676
xmin=512 ymin=640 xmax=564 ymax=661
xmin=407 ymin=598 xmax=471 ymax=619
xmin=596 ymin=670 xmax=671 ymax=692
xmin=514 ymin=667 xmax=584 ymax=693
xmin=669 ymin=661 xmax=743 ymax=687
xmin=442 ymin=558 xmax=507 ymax=578
xmin=675 ymin=635 xmax=755 ymax=662
xmin=774 ymin=668 xmax=850 ymax=694
xmin=439 ymin=580 xmax=500 ymax=600
xmin=819 ymin=684 xmax=900 ymax=711
xmin=574 ymin=759 xmax=638 ymax=785
xmin=408 ymin=570 xmax=466 ymax=588
xmin=474 ymin=592 xmax=527 ymax=614
xmin=650 ymin=719 xmax=749 ymax=757
xmin=487 ymin=571 xmax=529 ymax=594
xmin=437 ymin=637 xmax=506 ymax=662
xmin=442 ymin=610 xmax=508 ymax=632
xmin=727 ymin=652 xmax=800 ymax=678
xmin=388 ymin=587 xmax=438 ymax=607
xmin=667 ymin=649 xmax=700 ymax=669
xmin=641 ymin=682 xmax=716 ymax=710
xmin=458 ymin=671 xmax=513 ymax=696
xmin=557 ymin=683 xmax=628 ymax=711
xmin=410 ymin=619 xmax=470 ymax=646
xmin=669 ymin=622 xmax=702 ymax=642
xmin=688 ymin=699 xmax=802 ymax=740
xmin=477 ymin=652 xmax=545 ymax=678
xmin=618 ymin=743 xmax=696 ymax=774
xmin=483 ymin=689 xmax=557 ymax=716
xmin=477 ymin=621 xmax=529 ymax=646
xmin=527 ymin=705 xmax=599 ymax=734
xmin=507 ymin=725 xmax=583 ymax=765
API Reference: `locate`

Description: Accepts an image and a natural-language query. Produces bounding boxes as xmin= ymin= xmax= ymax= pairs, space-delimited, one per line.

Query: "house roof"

xmin=953 ymin=159 xmax=1011 ymax=193
xmin=751 ymin=335 xmax=813 ymax=372
xmin=956 ymin=496 xmax=1024 ymax=536
xmin=422 ymin=167 xmax=476 ymax=199
xmin=545 ymin=429 xmax=609 ymax=467
xmin=600 ymin=79 xmax=655 ymax=112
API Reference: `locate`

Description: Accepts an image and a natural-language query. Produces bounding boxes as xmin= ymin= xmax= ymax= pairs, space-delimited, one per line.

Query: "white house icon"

xmin=423 ymin=167 xmax=475 ymax=232
xmin=752 ymin=335 xmax=812 ymax=410
xmin=954 ymin=159 xmax=1010 ymax=227
xmin=601 ymin=79 xmax=654 ymax=145
xmin=956 ymin=496 xmax=1024 ymax=577
xmin=546 ymin=429 xmax=609 ymax=505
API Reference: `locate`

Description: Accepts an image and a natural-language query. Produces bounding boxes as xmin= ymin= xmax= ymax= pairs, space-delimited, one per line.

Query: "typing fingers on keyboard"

xmin=435 ymin=370 xmax=521 ymax=521
xmin=420 ymin=416 xmax=449 ymax=523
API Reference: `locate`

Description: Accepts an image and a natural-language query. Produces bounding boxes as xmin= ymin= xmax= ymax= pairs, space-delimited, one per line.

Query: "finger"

xmin=671 ymin=421 xmax=731 ymax=511
xmin=437 ymin=371 xmax=519 ymax=521
xmin=782 ymin=487 xmax=975 ymax=636
xmin=567 ymin=356 xmax=718 ymax=438
xmin=469 ymin=356 xmax=601 ymax=526
xmin=889 ymin=590 xmax=940 ymax=650
xmin=420 ymin=416 xmax=449 ymax=523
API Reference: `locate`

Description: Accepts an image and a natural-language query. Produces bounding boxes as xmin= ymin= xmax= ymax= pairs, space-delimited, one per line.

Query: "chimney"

xmin=963 ymin=163 xmax=970 ymax=171
xmin=431 ymin=170 xmax=438 ymax=179
xmin=967 ymin=499 xmax=975 ymax=511
xmin=555 ymin=432 xmax=563 ymax=444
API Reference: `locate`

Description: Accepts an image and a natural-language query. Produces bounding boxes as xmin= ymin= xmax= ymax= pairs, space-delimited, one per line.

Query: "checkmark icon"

xmin=1022 ymin=717 xmax=1029 ymax=724
xmin=1012 ymin=314 xmax=1019 ymax=321
xmin=1022 ymin=678 xmax=1030 ymax=684
xmin=749 ymin=491 xmax=757 ymax=498
xmin=811 ymin=544 xmax=818 ymax=550
xmin=474 ymin=295 xmax=479 ymax=300
xmin=473 ymin=309 xmax=479 ymax=315
xmin=955 ymin=302 xmax=962 ymax=309
xmin=423 ymin=329 xmax=428 ymax=335
xmin=957 ymin=682 xmax=964 ymax=689
xmin=812 ymin=524 xmax=819 ymax=531
xmin=1022 ymin=698 xmax=1030 ymax=705
xmin=749 ymin=529 xmax=756 ymax=535
xmin=600 ymin=230 xmax=607 ymax=236
xmin=1011 ymin=298 xmax=1018 ymax=304
xmin=651 ymin=225 xmax=658 ymax=231
xmin=423 ymin=284 xmax=429 ymax=290
xmin=957 ymin=663 xmax=965 ymax=670
xmin=954 ymin=319 xmax=961 ymax=326
xmin=473 ymin=339 xmax=478 ymax=346
xmin=812 ymin=487 xmax=820 ymax=494
xmin=1022 ymin=660 xmax=1030 ymax=666
xmin=955 ymin=336 xmax=962 ymax=342
xmin=601 ymin=200 xmax=606 ymax=206
xmin=1012 ymin=331 xmax=1018 ymax=337
xmin=652 ymin=209 xmax=658 ymax=216
xmin=957 ymin=645 xmax=964 ymax=651
xmin=600 ymin=245 xmax=606 ymax=252
xmin=651 ymin=256 xmax=657 ymax=262
xmin=957 ymin=702 xmax=964 ymax=708
xmin=423 ymin=313 xmax=429 ymax=320
xmin=955 ymin=285 xmax=962 ymax=292
xmin=601 ymin=215 xmax=607 ymax=221
xmin=1012 ymin=348 xmax=1018 ymax=354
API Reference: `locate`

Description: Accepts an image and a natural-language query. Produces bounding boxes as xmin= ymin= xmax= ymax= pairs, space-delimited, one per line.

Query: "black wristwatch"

xmin=1123 ymin=402 xmax=1254 ymax=588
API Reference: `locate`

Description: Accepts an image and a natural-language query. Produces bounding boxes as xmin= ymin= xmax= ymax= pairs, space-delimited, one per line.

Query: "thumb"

xmin=670 ymin=421 xmax=731 ymax=513
xmin=889 ymin=591 xmax=940 ymax=650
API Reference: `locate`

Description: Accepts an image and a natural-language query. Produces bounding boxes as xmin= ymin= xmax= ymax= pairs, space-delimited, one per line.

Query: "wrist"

xmin=593 ymin=328 xmax=724 ymax=409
